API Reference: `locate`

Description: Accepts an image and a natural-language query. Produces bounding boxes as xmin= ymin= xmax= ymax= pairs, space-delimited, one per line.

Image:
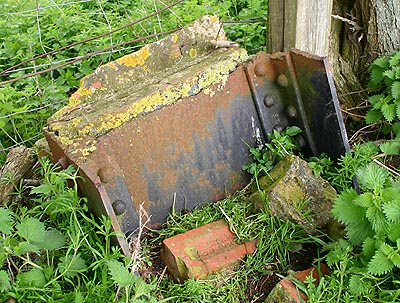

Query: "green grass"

xmin=2 ymin=1 xmax=400 ymax=302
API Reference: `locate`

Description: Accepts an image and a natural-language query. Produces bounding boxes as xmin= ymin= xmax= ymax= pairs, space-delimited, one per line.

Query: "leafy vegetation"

xmin=0 ymin=159 xmax=164 ymax=302
xmin=2 ymin=0 xmax=400 ymax=302
xmin=242 ymin=126 xmax=301 ymax=176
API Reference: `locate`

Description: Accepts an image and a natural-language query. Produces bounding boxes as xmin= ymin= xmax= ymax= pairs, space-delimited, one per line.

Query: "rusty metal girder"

xmin=44 ymin=17 xmax=349 ymax=255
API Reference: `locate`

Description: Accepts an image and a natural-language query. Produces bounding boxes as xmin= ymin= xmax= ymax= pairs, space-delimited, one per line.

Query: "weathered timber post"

xmin=267 ymin=0 xmax=333 ymax=56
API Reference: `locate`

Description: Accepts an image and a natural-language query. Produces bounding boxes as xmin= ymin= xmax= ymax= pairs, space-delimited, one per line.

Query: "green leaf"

xmin=392 ymin=81 xmax=400 ymax=99
xmin=349 ymin=275 xmax=371 ymax=295
xmin=285 ymin=126 xmax=302 ymax=137
xmin=16 ymin=217 xmax=46 ymax=243
xmin=380 ymin=141 xmax=400 ymax=155
xmin=14 ymin=242 xmax=41 ymax=255
xmin=0 ymin=207 xmax=13 ymax=235
xmin=366 ymin=205 xmax=389 ymax=234
xmin=17 ymin=268 xmax=47 ymax=288
xmin=363 ymin=237 xmax=377 ymax=261
xmin=106 ymin=259 xmax=137 ymax=288
xmin=346 ymin=220 xmax=375 ymax=245
xmin=373 ymin=56 xmax=391 ymax=69
xmin=58 ymin=254 xmax=87 ymax=278
xmin=368 ymin=249 xmax=393 ymax=275
xmin=379 ymin=243 xmax=400 ymax=269
xmin=383 ymin=199 xmax=400 ymax=223
xmin=388 ymin=223 xmax=400 ymax=242
xmin=326 ymin=239 xmax=351 ymax=267
xmin=389 ymin=52 xmax=400 ymax=66
xmin=356 ymin=164 xmax=389 ymax=192
xmin=370 ymin=66 xmax=385 ymax=86
xmin=30 ymin=183 xmax=53 ymax=196
xmin=36 ymin=230 xmax=65 ymax=250
xmin=393 ymin=122 xmax=400 ymax=136
xmin=365 ymin=109 xmax=383 ymax=124
xmin=381 ymin=103 xmax=397 ymax=123
xmin=353 ymin=192 xmax=374 ymax=208
xmin=368 ymin=94 xmax=384 ymax=106
xmin=332 ymin=189 xmax=362 ymax=225
xmin=0 ymin=270 xmax=11 ymax=292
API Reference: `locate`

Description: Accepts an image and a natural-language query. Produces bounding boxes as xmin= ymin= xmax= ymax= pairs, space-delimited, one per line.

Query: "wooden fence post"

xmin=267 ymin=0 xmax=333 ymax=56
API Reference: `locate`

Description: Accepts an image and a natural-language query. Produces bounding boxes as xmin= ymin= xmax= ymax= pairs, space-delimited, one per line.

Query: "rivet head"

xmin=254 ymin=62 xmax=268 ymax=77
xmin=112 ymin=200 xmax=126 ymax=216
xmin=263 ymin=95 xmax=275 ymax=108
xmin=98 ymin=167 xmax=112 ymax=183
xmin=276 ymin=74 xmax=289 ymax=87
xmin=296 ymin=135 xmax=306 ymax=148
xmin=287 ymin=105 xmax=297 ymax=118
xmin=273 ymin=123 xmax=286 ymax=133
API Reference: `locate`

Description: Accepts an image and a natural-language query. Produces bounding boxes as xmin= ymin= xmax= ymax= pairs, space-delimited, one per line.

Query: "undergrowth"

xmin=0 ymin=158 xmax=165 ymax=302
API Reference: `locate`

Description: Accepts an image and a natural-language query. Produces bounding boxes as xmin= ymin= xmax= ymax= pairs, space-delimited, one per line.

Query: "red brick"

xmin=278 ymin=264 xmax=330 ymax=303
xmin=161 ymin=219 xmax=257 ymax=281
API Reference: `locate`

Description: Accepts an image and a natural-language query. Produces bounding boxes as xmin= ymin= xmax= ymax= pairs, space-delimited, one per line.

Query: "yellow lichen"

xmin=116 ymin=46 xmax=150 ymax=67
xmin=51 ymin=48 xmax=249 ymax=157
xmin=189 ymin=48 xmax=198 ymax=59
xmin=209 ymin=15 xmax=219 ymax=23
xmin=172 ymin=34 xmax=179 ymax=43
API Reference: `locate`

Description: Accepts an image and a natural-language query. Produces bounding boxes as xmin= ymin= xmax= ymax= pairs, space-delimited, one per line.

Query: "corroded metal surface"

xmin=44 ymin=16 xmax=349 ymax=255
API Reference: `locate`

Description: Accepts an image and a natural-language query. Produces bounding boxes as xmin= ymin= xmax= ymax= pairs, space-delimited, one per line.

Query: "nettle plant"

xmin=365 ymin=51 xmax=400 ymax=156
xmin=242 ymin=126 xmax=301 ymax=176
xmin=0 ymin=158 xmax=163 ymax=302
xmin=331 ymin=163 xmax=400 ymax=281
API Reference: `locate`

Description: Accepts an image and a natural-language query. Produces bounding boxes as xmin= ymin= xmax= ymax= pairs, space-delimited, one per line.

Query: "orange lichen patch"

xmin=91 ymin=82 xmax=102 ymax=89
xmin=116 ymin=46 xmax=150 ymax=67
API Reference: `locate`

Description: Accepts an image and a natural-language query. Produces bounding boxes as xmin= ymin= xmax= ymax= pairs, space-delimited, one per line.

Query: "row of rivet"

xmin=258 ymin=70 xmax=305 ymax=148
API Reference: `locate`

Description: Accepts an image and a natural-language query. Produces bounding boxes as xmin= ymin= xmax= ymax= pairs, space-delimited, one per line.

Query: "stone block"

xmin=248 ymin=155 xmax=337 ymax=233
xmin=161 ymin=219 xmax=257 ymax=282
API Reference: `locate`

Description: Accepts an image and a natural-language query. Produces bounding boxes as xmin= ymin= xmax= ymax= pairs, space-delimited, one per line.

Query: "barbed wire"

xmin=0 ymin=101 xmax=65 ymax=120
xmin=0 ymin=0 xmax=95 ymax=16
xmin=0 ymin=0 xmax=185 ymax=77
xmin=0 ymin=44 xmax=144 ymax=75
xmin=0 ymin=28 xmax=179 ymax=87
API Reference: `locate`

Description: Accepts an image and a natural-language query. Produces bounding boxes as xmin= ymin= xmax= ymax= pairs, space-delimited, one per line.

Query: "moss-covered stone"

xmin=248 ymin=155 xmax=336 ymax=234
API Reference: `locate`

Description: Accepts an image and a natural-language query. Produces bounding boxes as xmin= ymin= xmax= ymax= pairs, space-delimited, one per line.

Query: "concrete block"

xmin=248 ymin=155 xmax=337 ymax=234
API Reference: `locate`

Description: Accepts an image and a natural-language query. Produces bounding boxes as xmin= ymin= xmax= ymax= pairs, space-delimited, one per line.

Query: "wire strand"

xmin=0 ymin=0 xmax=185 ymax=76
xmin=0 ymin=28 xmax=179 ymax=87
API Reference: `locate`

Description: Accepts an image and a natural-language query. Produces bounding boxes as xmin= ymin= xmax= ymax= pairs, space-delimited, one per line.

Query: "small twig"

xmin=373 ymin=159 xmax=400 ymax=177
xmin=341 ymin=108 xmax=365 ymax=119
xmin=218 ymin=206 xmax=239 ymax=238
xmin=97 ymin=0 xmax=113 ymax=60
xmin=331 ymin=14 xmax=362 ymax=31
xmin=349 ymin=123 xmax=379 ymax=143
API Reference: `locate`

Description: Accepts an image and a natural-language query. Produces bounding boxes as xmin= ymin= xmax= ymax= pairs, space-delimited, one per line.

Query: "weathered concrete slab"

xmin=47 ymin=16 xmax=248 ymax=156
xmin=248 ymin=155 xmax=337 ymax=233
